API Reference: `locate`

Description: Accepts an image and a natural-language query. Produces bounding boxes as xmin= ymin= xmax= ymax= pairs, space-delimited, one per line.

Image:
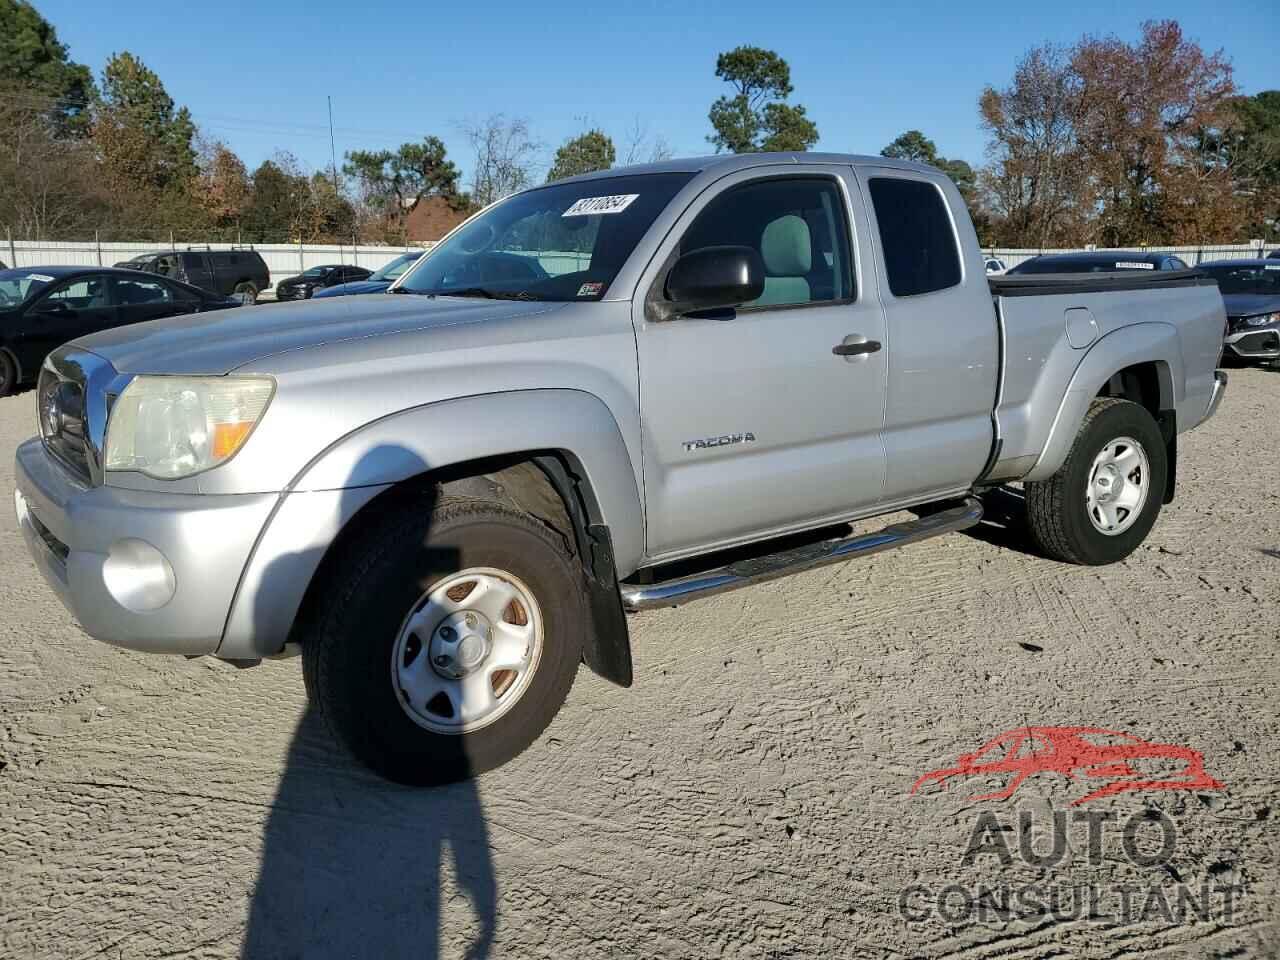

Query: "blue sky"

xmin=37 ymin=0 xmax=1279 ymax=185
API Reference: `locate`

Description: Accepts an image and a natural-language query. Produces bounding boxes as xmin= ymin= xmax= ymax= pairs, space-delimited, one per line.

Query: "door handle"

xmin=832 ymin=338 xmax=882 ymax=357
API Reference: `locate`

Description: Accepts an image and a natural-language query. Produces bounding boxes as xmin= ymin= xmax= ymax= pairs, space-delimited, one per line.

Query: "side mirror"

xmin=35 ymin=298 xmax=71 ymax=315
xmin=665 ymin=245 xmax=765 ymax=315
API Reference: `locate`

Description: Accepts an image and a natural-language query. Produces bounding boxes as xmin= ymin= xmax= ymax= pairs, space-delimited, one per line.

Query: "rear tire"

xmin=302 ymin=494 xmax=586 ymax=785
xmin=233 ymin=282 xmax=258 ymax=305
xmin=0 ymin=350 xmax=16 ymax=397
xmin=1025 ymin=398 xmax=1167 ymax=565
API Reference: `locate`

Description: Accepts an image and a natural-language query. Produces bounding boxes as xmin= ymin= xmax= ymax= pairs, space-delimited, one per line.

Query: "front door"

xmin=634 ymin=168 xmax=888 ymax=561
xmin=16 ymin=275 xmax=117 ymax=373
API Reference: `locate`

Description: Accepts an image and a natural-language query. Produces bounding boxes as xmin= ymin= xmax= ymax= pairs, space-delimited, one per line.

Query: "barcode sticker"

xmin=562 ymin=194 xmax=639 ymax=217
xmin=1115 ymin=262 xmax=1156 ymax=270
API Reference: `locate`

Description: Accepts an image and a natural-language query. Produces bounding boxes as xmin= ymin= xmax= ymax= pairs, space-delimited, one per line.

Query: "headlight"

xmin=104 ymin=376 xmax=274 ymax=479
xmin=1244 ymin=312 xmax=1280 ymax=327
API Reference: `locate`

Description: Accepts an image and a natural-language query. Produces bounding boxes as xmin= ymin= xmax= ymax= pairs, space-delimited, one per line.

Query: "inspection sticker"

xmin=576 ymin=282 xmax=605 ymax=298
xmin=562 ymin=194 xmax=639 ymax=217
xmin=1115 ymin=261 xmax=1156 ymax=270
xmin=25 ymin=273 xmax=55 ymax=282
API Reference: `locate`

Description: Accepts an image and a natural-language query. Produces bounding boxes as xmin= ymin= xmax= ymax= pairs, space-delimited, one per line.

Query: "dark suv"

xmin=115 ymin=249 xmax=271 ymax=304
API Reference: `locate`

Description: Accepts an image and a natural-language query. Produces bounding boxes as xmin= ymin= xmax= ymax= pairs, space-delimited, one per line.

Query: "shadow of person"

xmin=242 ymin=447 xmax=495 ymax=959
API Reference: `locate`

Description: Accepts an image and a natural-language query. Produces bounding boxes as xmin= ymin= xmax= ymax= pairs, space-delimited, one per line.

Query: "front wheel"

xmin=232 ymin=282 xmax=258 ymax=305
xmin=302 ymin=495 xmax=586 ymax=785
xmin=0 ymin=351 xmax=15 ymax=397
xmin=1025 ymin=398 xmax=1167 ymax=565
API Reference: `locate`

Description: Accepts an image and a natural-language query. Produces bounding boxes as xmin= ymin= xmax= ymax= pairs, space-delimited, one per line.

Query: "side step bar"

xmin=620 ymin=496 xmax=984 ymax=612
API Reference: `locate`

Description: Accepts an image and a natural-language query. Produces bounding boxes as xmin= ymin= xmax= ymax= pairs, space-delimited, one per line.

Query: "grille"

xmin=38 ymin=364 xmax=92 ymax=483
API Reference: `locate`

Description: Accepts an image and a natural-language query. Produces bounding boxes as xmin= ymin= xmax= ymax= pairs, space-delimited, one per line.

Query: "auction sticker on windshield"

xmin=563 ymin=194 xmax=639 ymax=217
xmin=1115 ymin=262 xmax=1156 ymax=270
xmin=25 ymin=274 xmax=55 ymax=282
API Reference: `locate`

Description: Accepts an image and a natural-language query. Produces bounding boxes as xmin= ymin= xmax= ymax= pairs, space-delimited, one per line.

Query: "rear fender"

xmin=1023 ymin=324 xmax=1181 ymax=482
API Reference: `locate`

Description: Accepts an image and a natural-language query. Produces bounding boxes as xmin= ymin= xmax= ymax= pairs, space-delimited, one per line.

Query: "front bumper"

xmin=1223 ymin=324 xmax=1280 ymax=360
xmin=13 ymin=438 xmax=276 ymax=655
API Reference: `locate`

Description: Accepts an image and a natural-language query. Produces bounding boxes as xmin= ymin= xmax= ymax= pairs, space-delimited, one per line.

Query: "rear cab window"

xmin=867 ymin=177 xmax=961 ymax=297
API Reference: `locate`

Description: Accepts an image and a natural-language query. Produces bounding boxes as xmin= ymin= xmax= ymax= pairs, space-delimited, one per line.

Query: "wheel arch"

xmin=1024 ymin=323 xmax=1182 ymax=483
xmin=218 ymin=389 xmax=642 ymax=680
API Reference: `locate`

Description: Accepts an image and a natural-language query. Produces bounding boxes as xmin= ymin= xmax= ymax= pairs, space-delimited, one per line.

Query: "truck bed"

xmin=984 ymin=270 xmax=1225 ymax=483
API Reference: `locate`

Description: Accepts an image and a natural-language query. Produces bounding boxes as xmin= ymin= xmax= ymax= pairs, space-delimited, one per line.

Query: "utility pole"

xmin=328 ymin=96 xmax=341 ymax=199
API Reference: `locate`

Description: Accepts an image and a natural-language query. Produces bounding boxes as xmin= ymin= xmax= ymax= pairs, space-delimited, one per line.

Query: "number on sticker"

xmin=562 ymin=195 xmax=640 ymax=218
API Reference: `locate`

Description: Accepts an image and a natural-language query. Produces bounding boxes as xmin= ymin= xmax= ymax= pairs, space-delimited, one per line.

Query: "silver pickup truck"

xmin=14 ymin=154 xmax=1228 ymax=784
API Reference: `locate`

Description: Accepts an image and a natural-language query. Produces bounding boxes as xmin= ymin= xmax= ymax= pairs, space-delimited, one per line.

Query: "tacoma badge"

xmin=683 ymin=432 xmax=757 ymax=453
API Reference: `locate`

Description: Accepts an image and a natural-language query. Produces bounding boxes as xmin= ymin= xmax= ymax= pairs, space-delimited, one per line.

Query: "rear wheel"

xmin=1025 ymin=398 xmax=1167 ymax=565
xmin=232 ymin=282 xmax=258 ymax=305
xmin=302 ymin=495 xmax=586 ymax=785
xmin=0 ymin=351 xmax=16 ymax=397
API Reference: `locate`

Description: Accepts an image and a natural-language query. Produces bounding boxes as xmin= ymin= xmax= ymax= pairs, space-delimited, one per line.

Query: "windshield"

xmin=371 ymin=253 xmax=422 ymax=282
xmin=302 ymin=266 xmax=332 ymax=278
xmin=1202 ymin=263 xmax=1280 ymax=296
xmin=397 ymin=172 xmax=694 ymax=301
xmin=0 ymin=269 xmax=57 ymax=306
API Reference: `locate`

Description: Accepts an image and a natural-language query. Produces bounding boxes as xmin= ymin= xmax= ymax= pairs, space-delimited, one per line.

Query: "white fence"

xmin=1 ymin=238 xmax=438 ymax=295
xmin=3 ymin=237 xmax=1272 ymax=290
xmin=985 ymin=242 xmax=1272 ymax=270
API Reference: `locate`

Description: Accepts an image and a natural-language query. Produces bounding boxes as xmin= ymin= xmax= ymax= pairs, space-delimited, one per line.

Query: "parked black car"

xmin=0 ymin=266 xmax=239 ymax=396
xmin=1200 ymin=259 xmax=1280 ymax=366
xmin=115 ymin=248 xmax=271 ymax=304
xmin=311 ymin=251 xmax=426 ymax=298
xmin=274 ymin=264 xmax=373 ymax=300
xmin=1007 ymin=251 xmax=1190 ymax=274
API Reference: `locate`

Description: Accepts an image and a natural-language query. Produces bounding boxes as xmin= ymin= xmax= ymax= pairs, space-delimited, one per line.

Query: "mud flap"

xmin=1159 ymin=410 xmax=1176 ymax=504
xmin=533 ymin=456 xmax=634 ymax=688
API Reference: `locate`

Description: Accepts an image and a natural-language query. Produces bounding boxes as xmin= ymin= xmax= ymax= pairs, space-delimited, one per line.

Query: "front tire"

xmin=233 ymin=282 xmax=258 ymax=305
xmin=0 ymin=350 xmax=15 ymax=397
xmin=302 ymin=495 xmax=586 ymax=785
xmin=1025 ymin=398 xmax=1167 ymax=565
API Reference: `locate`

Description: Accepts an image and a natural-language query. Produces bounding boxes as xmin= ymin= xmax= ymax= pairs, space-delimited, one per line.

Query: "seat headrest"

xmin=760 ymin=215 xmax=812 ymax=277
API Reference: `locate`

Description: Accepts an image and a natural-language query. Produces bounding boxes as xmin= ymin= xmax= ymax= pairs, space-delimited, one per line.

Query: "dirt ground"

xmin=1 ymin=370 xmax=1277 ymax=960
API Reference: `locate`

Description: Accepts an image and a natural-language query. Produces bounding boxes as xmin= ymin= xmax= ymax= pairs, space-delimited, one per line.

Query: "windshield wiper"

xmin=439 ymin=287 xmax=540 ymax=301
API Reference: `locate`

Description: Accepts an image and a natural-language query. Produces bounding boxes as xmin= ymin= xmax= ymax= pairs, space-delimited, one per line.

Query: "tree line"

xmin=1 ymin=1 xmax=1275 ymax=247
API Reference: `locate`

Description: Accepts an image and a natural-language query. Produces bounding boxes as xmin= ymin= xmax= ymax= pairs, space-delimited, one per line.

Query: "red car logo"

xmin=911 ymin=726 xmax=1223 ymax=806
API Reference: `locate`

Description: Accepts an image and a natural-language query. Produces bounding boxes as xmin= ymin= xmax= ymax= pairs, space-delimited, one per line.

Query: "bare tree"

xmin=978 ymin=45 xmax=1089 ymax=247
xmin=0 ymin=84 xmax=103 ymax=239
xmin=462 ymin=115 xmax=541 ymax=207
xmin=621 ymin=117 xmax=674 ymax=166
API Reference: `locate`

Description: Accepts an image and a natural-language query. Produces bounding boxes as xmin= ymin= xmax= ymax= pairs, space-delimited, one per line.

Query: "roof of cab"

xmin=548 ymin=152 xmax=941 ymax=186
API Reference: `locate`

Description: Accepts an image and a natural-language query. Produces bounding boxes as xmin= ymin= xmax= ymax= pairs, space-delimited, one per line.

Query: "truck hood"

xmin=72 ymin=294 xmax=565 ymax=376
xmin=1222 ymin=293 xmax=1280 ymax=319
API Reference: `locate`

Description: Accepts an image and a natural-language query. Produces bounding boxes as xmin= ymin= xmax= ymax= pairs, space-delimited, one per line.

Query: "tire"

xmin=302 ymin=494 xmax=586 ymax=785
xmin=0 ymin=350 xmax=15 ymax=397
xmin=233 ymin=282 xmax=258 ymax=305
xmin=1025 ymin=398 xmax=1167 ymax=566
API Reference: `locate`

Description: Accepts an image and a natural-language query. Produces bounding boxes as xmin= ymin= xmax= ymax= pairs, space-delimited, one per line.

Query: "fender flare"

xmin=218 ymin=389 xmax=644 ymax=661
xmin=1023 ymin=323 xmax=1181 ymax=483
